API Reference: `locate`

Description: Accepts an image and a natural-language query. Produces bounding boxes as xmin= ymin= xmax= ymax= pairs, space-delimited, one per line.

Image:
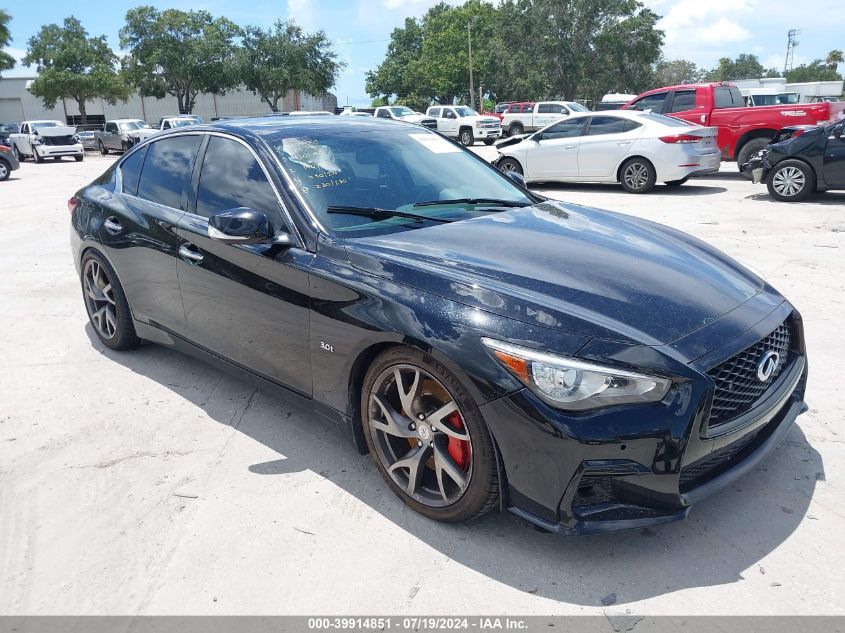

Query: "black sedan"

xmin=70 ymin=117 xmax=808 ymax=534
xmin=744 ymin=120 xmax=845 ymax=201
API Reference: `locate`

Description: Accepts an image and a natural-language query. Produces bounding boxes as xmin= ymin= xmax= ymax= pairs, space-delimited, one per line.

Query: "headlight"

xmin=73 ymin=134 xmax=81 ymax=143
xmin=481 ymin=338 xmax=671 ymax=411
xmin=32 ymin=137 xmax=44 ymax=145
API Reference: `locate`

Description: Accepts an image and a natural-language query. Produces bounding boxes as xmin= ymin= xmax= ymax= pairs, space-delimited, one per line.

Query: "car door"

xmin=439 ymin=108 xmax=459 ymax=136
xmin=104 ymin=122 xmax=120 ymax=149
xmin=15 ymin=123 xmax=31 ymax=155
xmin=823 ymin=122 xmax=845 ymax=187
xmin=96 ymin=135 xmax=201 ymax=333
xmin=524 ymin=117 xmax=587 ymax=180
xmin=577 ymin=116 xmax=644 ymax=178
xmin=534 ymin=103 xmax=569 ymax=129
xmin=175 ymin=133 xmax=313 ymax=395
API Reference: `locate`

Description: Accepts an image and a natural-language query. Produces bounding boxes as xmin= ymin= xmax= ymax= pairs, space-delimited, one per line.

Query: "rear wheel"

xmin=509 ymin=122 xmax=524 ymax=136
xmin=361 ymin=347 xmax=498 ymax=522
xmin=98 ymin=140 xmax=109 ymax=155
xmin=459 ymin=128 xmax=474 ymax=147
xmin=0 ymin=159 xmax=9 ymax=181
xmin=766 ymin=160 xmax=815 ymax=202
xmin=80 ymin=252 xmax=139 ymax=350
xmin=497 ymin=157 xmax=523 ymax=176
xmin=737 ymin=138 xmax=771 ymax=179
xmin=620 ymin=157 xmax=656 ymax=193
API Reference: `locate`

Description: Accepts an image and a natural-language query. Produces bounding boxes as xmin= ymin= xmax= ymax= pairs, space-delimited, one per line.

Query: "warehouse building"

xmin=0 ymin=76 xmax=338 ymax=126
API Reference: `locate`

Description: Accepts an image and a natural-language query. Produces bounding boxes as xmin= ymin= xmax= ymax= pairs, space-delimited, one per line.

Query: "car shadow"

xmin=746 ymin=191 xmax=845 ymax=205
xmin=84 ymin=325 xmax=823 ymax=607
xmin=534 ymin=182 xmax=728 ymax=196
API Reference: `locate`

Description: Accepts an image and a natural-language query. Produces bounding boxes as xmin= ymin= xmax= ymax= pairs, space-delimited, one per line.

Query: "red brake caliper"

xmin=445 ymin=411 xmax=471 ymax=470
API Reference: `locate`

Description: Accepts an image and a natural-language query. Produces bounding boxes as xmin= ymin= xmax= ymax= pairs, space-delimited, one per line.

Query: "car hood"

xmin=32 ymin=126 xmax=76 ymax=137
xmin=344 ymin=201 xmax=764 ymax=345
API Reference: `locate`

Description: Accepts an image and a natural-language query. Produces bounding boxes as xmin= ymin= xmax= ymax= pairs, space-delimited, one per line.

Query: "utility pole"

xmin=468 ymin=17 xmax=477 ymax=110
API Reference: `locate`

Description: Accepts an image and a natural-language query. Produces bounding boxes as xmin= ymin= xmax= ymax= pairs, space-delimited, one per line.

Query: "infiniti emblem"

xmin=757 ymin=350 xmax=780 ymax=382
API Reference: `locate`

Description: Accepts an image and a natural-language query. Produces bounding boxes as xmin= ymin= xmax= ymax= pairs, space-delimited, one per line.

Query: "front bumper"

xmin=480 ymin=307 xmax=808 ymax=535
xmin=742 ymin=150 xmax=772 ymax=184
xmin=35 ymin=143 xmax=84 ymax=157
xmin=474 ymin=128 xmax=502 ymax=140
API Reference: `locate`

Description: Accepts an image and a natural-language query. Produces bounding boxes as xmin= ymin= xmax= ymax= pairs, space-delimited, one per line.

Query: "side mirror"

xmin=834 ymin=125 xmax=844 ymax=140
xmin=208 ymin=208 xmax=274 ymax=245
xmin=531 ymin=132 xmax=542 ymax=142
xmin=504 ymin=170 xmax=526 ymax=188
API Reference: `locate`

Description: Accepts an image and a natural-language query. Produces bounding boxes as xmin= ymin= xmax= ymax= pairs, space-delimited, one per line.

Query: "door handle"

xmin=564 ymin=145 xmax=576 ymax=149
xmin=179 ymin=244 xmax=204 ymax=264
xmin=103 ymin=217 xmax=123 ymax=235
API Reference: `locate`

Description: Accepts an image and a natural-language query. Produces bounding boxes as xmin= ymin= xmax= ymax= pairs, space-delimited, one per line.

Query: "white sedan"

xmin=493 ymin=110 xmax=721 ymax=193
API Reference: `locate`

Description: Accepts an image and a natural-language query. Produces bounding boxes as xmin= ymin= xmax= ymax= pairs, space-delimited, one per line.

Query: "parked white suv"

xmin=425 ymin=106 xmax=501 ymax=146
xmin=9 ymin=120 xmax=84 ymax=163
xmin=374 ymin=106 xmax=438 ymax=130
xmin=500 ymin=101 xmax=589 ymax=137
xmin=136 ymin=116 xmax=201 ymax=141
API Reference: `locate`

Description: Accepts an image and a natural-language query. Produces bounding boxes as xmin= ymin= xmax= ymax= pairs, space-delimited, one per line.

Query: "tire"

xmin=459 ymin=128 xmax=474 ymax=147
xmin=665 ymin=177 xmax=689 ymax=187
xmin=361 ymin=346 xmax=499 ymax=523
xmin=33 ymin=149 xmax=42 ymax=164
xmin=766 ymin=159 xmax=815 ymax=202
xmin=0 ymin=159 xmax=9 ymax=181
xmin=620 ymin=157 xmax=656 ymax=193
xmin=75 ymin=154 xmax=84 ymax=162
xmin=11 ymin=144 xmax=20 ymax=161
xmin=509 ymin=122 xmax=524 ymax=136
xmin=497 ymin=157 xmax=523 ymax=176
xmin=484 ymin=138 xmax=496 ymax=146
xmin=98 ymin=140 xmax=109 ymax=155
xmin=736 ymin=137 xmax=771 ymax=179
xmin=80 ymin=251 xmax=139 ymax=351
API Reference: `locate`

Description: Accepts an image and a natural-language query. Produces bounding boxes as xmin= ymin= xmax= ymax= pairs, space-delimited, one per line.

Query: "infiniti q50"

xmin=70 ymin=117 xmax=807 ymax=534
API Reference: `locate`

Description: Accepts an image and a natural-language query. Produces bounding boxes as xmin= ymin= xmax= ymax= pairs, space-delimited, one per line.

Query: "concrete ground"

xmin=1 ymin=149 xmax=843 ymax=615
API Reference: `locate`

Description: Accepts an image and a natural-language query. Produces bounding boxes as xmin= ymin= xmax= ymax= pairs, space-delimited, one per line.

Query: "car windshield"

xmin=568 ymin=103 xmax=590 ymax=112
xmin=120 ymin=121 xmax=150 ymax=130
xmin=454 ymin=107 xmax=478 ymax=117
xmin=268 ymin=125 xmax=533 ymax=236
xmin=31 ymin=121 xmax=61 ymax=129
xmin=390 ymin=107 xmax=415 ymax=117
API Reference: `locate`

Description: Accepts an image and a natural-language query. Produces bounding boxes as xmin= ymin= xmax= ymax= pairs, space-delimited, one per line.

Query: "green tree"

xmin=120 ymin=6 xmax=241 ymax=114
xmin=705 ymin=53 xmax=768 ymax=81
xmin=22 ymin=16 xmax=129 ymax=124
xmin=653 ymin=58 xmax=702 ymax=87
xmin=825 ymin=49 xmax=844 ymax=70
xmin=0 ymin=10 xmax=15 ymax=72
xmin=240 ymin=20 xmax=342 ymax=113
xmin=785 ymin=59 xmax=843 ymax=83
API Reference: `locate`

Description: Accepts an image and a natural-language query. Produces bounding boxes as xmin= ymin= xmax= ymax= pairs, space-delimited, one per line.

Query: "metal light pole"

xmin=468 ymin=17 xmax=477 ymax=110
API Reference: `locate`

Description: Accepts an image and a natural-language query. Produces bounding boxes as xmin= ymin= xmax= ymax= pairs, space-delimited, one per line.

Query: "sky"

xmin=2 ymin=0 xmax=843 ymax=107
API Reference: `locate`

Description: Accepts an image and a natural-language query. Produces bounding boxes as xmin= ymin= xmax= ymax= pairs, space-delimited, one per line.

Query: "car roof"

xmin=208 ymin=115 xmax=426 ymax=139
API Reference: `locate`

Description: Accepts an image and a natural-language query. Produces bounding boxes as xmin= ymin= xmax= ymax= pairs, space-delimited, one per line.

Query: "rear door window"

xmin=715 ymin=86 xmax=744 ymax=109
xmin=669 ymin=90 xmax=696 ymax=113
xmin=137 ymin=135 xmax=202 ymax=210
xmin=629 ymin=92 xmax=667 ymax=113
xmin=195 ymin=136 xmax=280 ymax=220
xmin=120 ymin=146 xmax=148 ymax=197
xmin=586 ymin=116 xmax=630 ymax=135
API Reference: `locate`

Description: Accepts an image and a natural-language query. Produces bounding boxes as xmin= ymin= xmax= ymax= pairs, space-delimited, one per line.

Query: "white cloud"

xmin=656 ymin=0 xmax=755 ymax=48
xmin=1 ymin=47 xmax=32 ymax=78
xmin=287 ymin=0 xmax=316 ymax=31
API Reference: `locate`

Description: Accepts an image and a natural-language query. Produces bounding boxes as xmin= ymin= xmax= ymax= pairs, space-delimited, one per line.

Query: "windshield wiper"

xmin=412 ymin=198 xmax=530 ymax=208
xmin=326 ymin=205 xmax=454 ymax=223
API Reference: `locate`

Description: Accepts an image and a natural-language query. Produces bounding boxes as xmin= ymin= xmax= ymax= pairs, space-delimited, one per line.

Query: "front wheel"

xmin=0 ymin=159 xmax=10 ymax=181
xmin=509 ymin=122 xmax=524 ymax=136
xmin=80 ymin=252 xmax=139 ymax=350
xmin=459 ymin=128 xmax=474 ymax=147
xmin=33 ymin=149 xmax=42 ymax=164
xmin=98 ymin=140 xmax=108 ymax=156
xmin=766 ymin=160 xmax=815 ymax=202
xmin=737 ymin=138 xmax=771 ymax=179
xmin=497 ymin=157 xmax=523 ymax=176
xmin=74 ymin=154 xmax=84 ymax=162
xmin=361 ymin=347 xmax=499 ymax=522
xmin=11 ymin=144 xmax=20 ymax=161
xmin=620 ymin=158 xmax=656 ymax=193
xmin=484 ymin=138 xmax=496 ymax=146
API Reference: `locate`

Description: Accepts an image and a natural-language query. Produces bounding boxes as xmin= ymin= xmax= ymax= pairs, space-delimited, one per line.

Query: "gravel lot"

xmin=2 ymin=150 xmax=843 ymax=615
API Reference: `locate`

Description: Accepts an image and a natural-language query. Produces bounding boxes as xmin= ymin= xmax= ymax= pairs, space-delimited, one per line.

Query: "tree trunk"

xmin=77 ymin=98 xmax=87 ymax=126
xmin=176 ymin=91 xmax=186 ymax=115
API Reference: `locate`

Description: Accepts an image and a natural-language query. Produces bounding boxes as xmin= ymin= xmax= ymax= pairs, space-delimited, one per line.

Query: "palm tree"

xmin=0 ymin=10 xmax=16 ymax=72
xmin=825 ymin=49 xmax=844 ymax=70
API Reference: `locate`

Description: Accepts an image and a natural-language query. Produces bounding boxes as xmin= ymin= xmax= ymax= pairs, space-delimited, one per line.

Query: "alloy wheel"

xmin=0 ymin=162 xmax=8 ymax=180
xmin=499 ymin=160 xmax=517 ymax=173
xmin=772 ymin=166 xmax=806 ymax=197
xmin=368 ymin=364 xmax=473 ymax=507
xmin=83 ymin=258 xmax=118 ymax=339
xmin=460 ymin=131 xmax=473 ymax=146
xmin=623 ymin=162 xmax=649 ymax=190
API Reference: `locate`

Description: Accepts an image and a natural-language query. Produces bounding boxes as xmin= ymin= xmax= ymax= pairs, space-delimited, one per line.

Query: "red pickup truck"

xmin=622 ymin=82 xmax=845 ymax=169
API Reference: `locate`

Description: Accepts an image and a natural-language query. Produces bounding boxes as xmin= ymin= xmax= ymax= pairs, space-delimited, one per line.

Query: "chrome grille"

xmin=707 ymin=322 xmax=792 ymax=428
